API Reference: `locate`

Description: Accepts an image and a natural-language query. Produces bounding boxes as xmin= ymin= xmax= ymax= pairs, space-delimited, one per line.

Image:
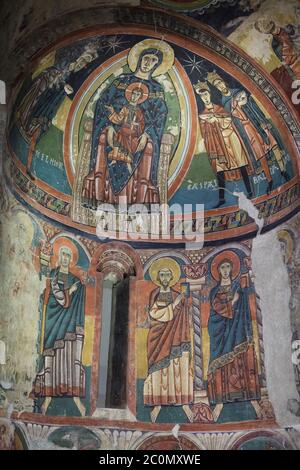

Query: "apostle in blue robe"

xmin=207 ymin=256 xmax=261 ymax=408
xmin=33 ymin=246 xmax=86 ymax=416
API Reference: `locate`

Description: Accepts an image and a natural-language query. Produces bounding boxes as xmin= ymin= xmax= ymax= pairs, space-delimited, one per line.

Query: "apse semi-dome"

xmin=6 ymin=9 xmax=300 ymax=245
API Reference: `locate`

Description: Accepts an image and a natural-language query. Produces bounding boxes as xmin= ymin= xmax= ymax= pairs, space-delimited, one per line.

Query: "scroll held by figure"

xmin=82 ymin=39 xmax=175 ymax=208
xmin=32 ymin=244 xmax=86 ymax=416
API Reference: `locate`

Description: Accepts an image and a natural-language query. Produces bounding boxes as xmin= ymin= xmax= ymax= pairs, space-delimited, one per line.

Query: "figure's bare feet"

xmin=183 ymin=405 xmax=194 ymax=423
xmin=212 ymin=403 xmax=223 ymax=422
xmin=41 ymin=397 xmax=51 ymax=415
xmin=150 ymin=406 xmax=161 ymax=423
xmin=74 ymin=397 xmax=86 ymax=417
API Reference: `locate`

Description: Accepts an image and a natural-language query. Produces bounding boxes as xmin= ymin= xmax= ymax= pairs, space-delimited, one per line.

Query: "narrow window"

xmin=97 ymin=276 xmax=129 ymax=409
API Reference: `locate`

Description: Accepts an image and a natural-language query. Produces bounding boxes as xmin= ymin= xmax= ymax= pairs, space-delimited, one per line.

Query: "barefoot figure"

xmin=207 ymin=251 xmax=261 ymax=421
xmin=33 ymin=246 xmax=86 ymax=416
xmin=144 ymin=258 xmax=194 ymax=423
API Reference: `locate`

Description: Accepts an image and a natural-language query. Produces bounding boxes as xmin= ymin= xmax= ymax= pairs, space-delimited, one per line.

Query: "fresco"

xmin=32 ymin=237 xmax=89 ymax=416
xmin=194 ymin=1 xmax=266 ymax=37
xmin=74 ymin=39 xmax=183 ymax=215
xmin=232 ymin=431 xmax=292 ymax=450
xmin=2 ymin=1 xmax=300 ymax=451
xmin=137 ymin=435 xmax=200 ymax=450
xmin=0 ymin=419 xmax=15 ymax=450
xmin=31 ymin=234 xmax=96 ymax=417
xmin=0 ymin=193 xmax=275 ymax=426
xmin=48 ymin=426 xmax=101 ymax=450
xmin=5 ymin=419 xmax=297 ymax=450
xmin=237 ymin=436 xmax=284 ymax=450
xmin=226 ymin=0 xmax=300 ymax=117
xmin=136 ymin=246 xmax=274 ymax=424
xmin=148 ymin=1 xmax=300 ymax=117
xmin=6 ymin=12 xmax=300 ymax=243
xmin=0 ymin=191 xmax=96 ymax=417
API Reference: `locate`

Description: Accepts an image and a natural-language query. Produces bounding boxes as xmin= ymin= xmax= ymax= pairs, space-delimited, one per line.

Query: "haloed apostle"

xmin=207 ymin=252 xmax=261 ymax=421
xmin=144 ymin=258 xmax=194 ymax=423
xmin=33 ymin=246 xmax=86 ymax=416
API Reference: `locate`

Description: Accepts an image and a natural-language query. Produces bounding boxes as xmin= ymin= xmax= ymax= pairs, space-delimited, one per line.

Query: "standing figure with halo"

xmin=207 ymin=250 xmax=261 ymax=421
xmin=144 ymin=257 xmax=194 ymax=423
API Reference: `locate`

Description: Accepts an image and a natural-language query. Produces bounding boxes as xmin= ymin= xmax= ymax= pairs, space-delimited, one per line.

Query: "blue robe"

xmin=20 ymin=67 xmax=67 ymax=138
xmin=221 ymin=89 xmax=284 ymax=171
xmin=207 ymin=279 xmax=260 ymax=404
xmin=89 ymin=73 xmax=167 ymax=194
xmin=43 ymin=268 xmax=85 ymax=353
xmin=33 ymin=268 xmax=86 ymax=398
xmin=208 ymin=280 xmax=253 ymax=364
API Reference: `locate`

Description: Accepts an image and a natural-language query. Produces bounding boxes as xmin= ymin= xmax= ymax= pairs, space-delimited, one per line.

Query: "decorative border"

xmin=9 ymin=419 xmax=296 ymax=450
xmin=8 ymin=158 xmax=300 ymax=243
xmin=8 ymin=6 xmax=300 ymax=152
xmin=5 ymin=6 xmax=300 ymax=244
xmin=6 ymin=410 xmax=277 ymax=433
xmin=149 ymin=0 xmax=236 ymax=13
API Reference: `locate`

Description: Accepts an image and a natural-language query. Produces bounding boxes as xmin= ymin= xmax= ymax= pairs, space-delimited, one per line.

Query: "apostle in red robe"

xmin=144 ymin=265 xmax=193 ymax=423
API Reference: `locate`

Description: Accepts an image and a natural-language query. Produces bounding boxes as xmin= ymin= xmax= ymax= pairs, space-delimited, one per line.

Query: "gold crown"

xmin=207 ymin=71 xmax=224 ymax=86
xmin=193 ymin=81 xmax=210 ymax=93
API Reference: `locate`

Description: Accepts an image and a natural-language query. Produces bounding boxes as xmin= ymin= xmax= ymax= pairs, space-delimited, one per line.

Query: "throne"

xmin=71 ymin=117 xmax=175 ymax=226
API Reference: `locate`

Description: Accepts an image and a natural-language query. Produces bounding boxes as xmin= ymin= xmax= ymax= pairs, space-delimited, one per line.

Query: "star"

xmin=182 ymin=53 xmax=206 ymax=75
xmin=103 ymin=36 xmax=128 ymax=55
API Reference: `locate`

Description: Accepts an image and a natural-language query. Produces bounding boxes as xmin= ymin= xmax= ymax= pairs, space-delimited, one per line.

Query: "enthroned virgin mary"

xmin=82 ymin=39 xmax=174 ymax=208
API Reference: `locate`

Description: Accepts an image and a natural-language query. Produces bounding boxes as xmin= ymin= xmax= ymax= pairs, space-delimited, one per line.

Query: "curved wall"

xmin=1 ymin=0 xmax=300 ymax=451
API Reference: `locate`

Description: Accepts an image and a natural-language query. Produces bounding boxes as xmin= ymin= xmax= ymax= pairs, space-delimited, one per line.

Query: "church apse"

xmin=1 ymin=0 xmax=300 ymax=451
